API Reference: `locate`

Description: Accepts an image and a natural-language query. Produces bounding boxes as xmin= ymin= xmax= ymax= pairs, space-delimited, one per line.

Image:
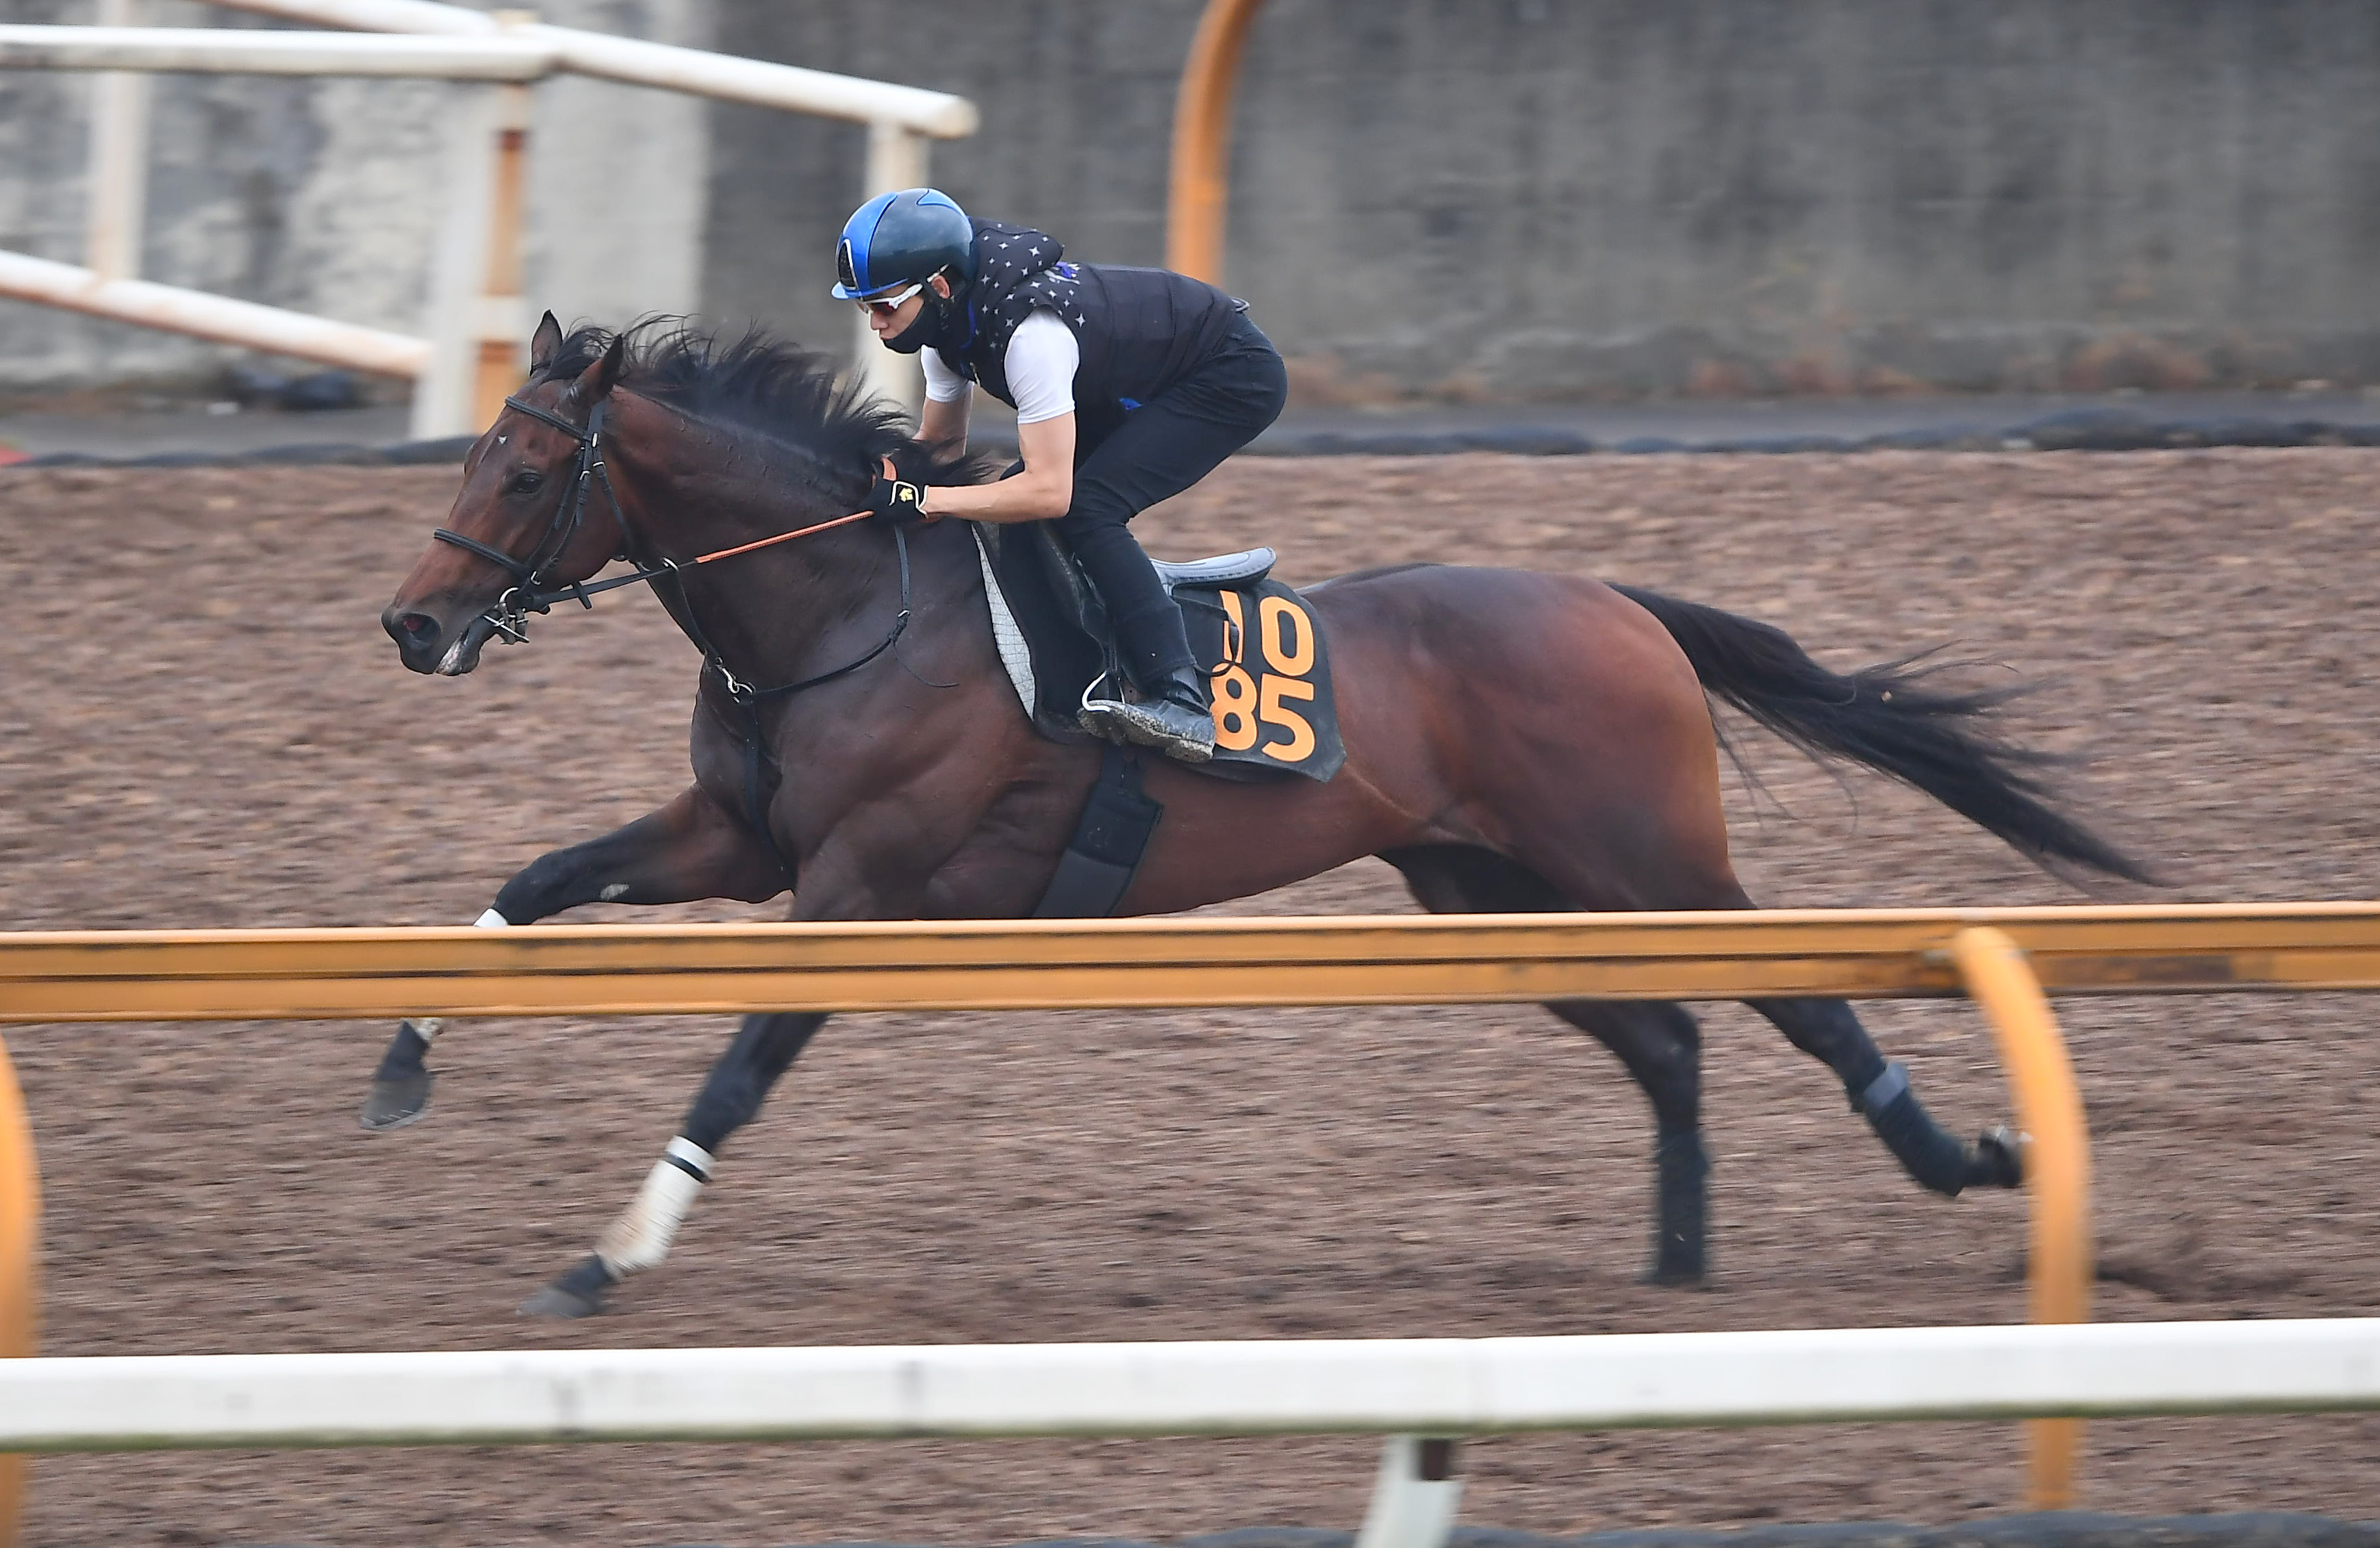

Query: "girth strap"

xmin=1030 ymin=745 xmax=1164 ymax=917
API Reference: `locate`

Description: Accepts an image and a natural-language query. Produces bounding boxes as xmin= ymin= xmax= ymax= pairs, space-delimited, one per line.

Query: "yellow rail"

xmin=0 ymin=1035 xmax=36 ymax=1548
xmin=1951 ymin=927 xmax=2091 ymax=1508
xmin=1166 ymin=0 xmax=1267 ymax=284
xmin=3 ymin=903 xmax=2379 ymax=1024
xmin=10 ymin=900 xmax=2377 ymax=1525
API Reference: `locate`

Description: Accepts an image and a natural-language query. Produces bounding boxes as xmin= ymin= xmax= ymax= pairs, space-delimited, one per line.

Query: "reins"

xmin=434 ymin=390 xmax=923 ymax=885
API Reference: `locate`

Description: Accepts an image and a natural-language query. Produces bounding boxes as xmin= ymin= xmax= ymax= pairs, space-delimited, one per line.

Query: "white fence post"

xmin=1356 ymin=1436 xmax=1462 ymax=1548
xmin=416 ymin=82 xmax=505 ymax=439
xmin=467 ymin=63 xmax=533 ymax=432
xmin=84 ymin=0 xmax=150 ymax=281
xmin=851 ymin=118 xmax=928 ymax=416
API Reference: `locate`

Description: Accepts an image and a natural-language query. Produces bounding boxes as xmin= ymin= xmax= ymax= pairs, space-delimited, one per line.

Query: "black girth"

xmin=434 ymin=392 xmax=920 ymax=889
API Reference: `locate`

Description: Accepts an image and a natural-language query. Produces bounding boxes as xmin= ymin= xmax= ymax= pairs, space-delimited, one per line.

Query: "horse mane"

xmin=537 ymin=319 xmax=998 ymax=490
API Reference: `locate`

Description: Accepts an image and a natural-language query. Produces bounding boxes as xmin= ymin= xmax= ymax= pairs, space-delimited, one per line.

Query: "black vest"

xmin=941 ymin=220 xmax=1248 ymax=456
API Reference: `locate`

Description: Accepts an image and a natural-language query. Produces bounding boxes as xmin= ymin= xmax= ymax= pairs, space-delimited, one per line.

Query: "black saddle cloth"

xmin=970 ymin=521 xmax=1345 ymax=783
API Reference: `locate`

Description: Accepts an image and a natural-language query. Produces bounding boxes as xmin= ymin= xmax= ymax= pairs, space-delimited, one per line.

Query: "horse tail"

xmin=1609 ymin=583 xmax=2153 ymax=885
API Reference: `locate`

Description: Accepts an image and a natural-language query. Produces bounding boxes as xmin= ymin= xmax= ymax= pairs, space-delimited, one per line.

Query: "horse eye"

xmin=507 ymin=470 xmax=544 ymax=495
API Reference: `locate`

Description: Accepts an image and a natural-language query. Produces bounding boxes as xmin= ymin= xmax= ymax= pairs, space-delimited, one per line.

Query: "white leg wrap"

xmin=594 ymin=1137 xmax=713 ymax=1277
xmin=475 ymin=907 xmax=510 ymax=928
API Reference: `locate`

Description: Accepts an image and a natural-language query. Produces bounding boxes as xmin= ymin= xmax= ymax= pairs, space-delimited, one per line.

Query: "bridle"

xmin=431 ymin=389 xmax=926 ymax=883
xmin=433 ymin=392 xmax=914 ymax=698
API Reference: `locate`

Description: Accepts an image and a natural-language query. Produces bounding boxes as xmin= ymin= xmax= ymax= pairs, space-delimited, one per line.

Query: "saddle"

xmin=966 ymin=521 xmax=1345 ymax=784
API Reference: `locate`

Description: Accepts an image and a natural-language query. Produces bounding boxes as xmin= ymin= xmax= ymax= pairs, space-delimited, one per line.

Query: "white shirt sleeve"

xmin=1002 ymin=308 xmax=1080 ymax=425
xmin=920 ymin=346 xmax=970 ymax=404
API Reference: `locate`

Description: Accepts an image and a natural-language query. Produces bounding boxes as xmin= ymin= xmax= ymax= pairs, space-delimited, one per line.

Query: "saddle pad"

xmin=970 ymin=522 xmax=1347 ymax=784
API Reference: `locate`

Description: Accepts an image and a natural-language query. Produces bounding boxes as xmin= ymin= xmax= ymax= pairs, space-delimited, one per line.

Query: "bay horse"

xmin=377 ymin=315 xmax=2145 ymax=1319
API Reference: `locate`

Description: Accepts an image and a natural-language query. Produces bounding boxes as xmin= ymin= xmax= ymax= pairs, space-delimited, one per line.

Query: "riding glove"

xmin=864 ymin=474 xmax=930 ymax=525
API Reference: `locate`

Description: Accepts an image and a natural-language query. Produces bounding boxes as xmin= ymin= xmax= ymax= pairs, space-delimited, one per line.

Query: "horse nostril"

xmin=390 ymin=611 xmax=440 ymax=648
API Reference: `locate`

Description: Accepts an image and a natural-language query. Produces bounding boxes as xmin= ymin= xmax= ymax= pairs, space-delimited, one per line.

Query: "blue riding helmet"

xmin=831 ymin=188 xmax=977 ymax=300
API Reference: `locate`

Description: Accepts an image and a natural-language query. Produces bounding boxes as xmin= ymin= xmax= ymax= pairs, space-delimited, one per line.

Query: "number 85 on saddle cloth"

xmin=1181 ymin=579 xmax=1345 ymax=783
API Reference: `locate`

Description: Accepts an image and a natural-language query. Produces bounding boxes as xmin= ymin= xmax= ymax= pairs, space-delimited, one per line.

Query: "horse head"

xmin=382 ymin=312 xmax=633 ymax=676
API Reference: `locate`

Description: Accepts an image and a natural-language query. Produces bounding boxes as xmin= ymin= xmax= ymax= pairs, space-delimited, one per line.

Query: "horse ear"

xmin=528 ymin=310 xmax=564 ymax=372
xmin=569 ymin=334 xmax=626 ymax=404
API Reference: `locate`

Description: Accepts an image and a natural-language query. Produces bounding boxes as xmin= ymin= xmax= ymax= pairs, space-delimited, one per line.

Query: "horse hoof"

xmin=1970 ymin=1124 xmax=2026 ymax=1189
xmin=517 ymin=1255 xmax=616 ymax=1319
xmin=1638 ymin=1258 xmax=1708 ymax=1289
xmin=359 ymin=1071 xmax=433 ymax=1131
xmin=518 ymin=1282 xmax=606 ymax=1319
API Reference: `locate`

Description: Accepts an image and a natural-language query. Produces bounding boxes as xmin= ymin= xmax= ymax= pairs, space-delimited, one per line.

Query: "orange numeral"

xmin=1258 ymin=596 xmax=1315 ymax=676
xmin=1258 ymin=676 xmax=1317 ymax=763
xmin=1218 ymin=589 xmax=1246 ymax=664
xmin=1211 ymin=662 xmax=1261 ymax=751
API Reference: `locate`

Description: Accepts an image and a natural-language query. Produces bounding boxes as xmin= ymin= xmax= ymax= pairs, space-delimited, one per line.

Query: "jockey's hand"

xmin=864 ymin=461 xmax=933 ymax=525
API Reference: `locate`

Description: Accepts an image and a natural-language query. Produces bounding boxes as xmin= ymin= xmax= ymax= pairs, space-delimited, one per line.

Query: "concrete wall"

xmin=7 ymin=0 xmax=2380 ymax=401
xmin=703 ymin=0 xmax=2380 ymax=401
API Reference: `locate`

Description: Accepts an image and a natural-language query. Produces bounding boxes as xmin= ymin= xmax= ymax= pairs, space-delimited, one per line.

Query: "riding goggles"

xmin=848 ymin=279 xmax=928 ymax=316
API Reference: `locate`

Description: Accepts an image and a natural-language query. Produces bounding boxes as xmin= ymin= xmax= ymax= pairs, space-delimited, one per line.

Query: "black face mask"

xmin=882 ymin=288 xmax=972 ymax=356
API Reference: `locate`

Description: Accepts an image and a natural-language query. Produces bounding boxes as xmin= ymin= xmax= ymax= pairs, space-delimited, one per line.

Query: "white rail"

xmin=0 ymin=24 xmax=554 ymax=77
xmin=5 ymin=1319 xmax=2377 ymax=1453
xmin=205 ymin=0 xmax=976 ymax=134
xmin=206 ymin=0 xmax=965 ymax=408
xmin=0 ymin=4 xmax=970 ymax=433
xmin=0 ymin=249 xmax=432 ymax=375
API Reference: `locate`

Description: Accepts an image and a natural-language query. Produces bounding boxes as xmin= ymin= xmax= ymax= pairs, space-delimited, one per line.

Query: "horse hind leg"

xmin=1382 ymin=844 xmax=1711 ymax=1286
xmin=1748 ymin=996 xmax=2022 ymax=1195
xmin=520 ymin=1009 xmax=824 ymax=1319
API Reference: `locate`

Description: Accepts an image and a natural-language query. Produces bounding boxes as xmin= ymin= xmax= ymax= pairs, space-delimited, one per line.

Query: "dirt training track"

xmin=2 ymin=450 xmax=2377 ymax=1546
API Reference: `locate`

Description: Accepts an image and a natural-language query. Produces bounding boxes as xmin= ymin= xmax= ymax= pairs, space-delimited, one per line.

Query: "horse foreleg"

xmin=519 ymin=1010 xmax=826 ymax=1319
xmin=1382 ymin=844 xmax=1715 ymax=1285
xmin=1747 ymin=997 xmax=2023 ymax=1196
xmin=361 ymin=785 xmax=789 ymax=1131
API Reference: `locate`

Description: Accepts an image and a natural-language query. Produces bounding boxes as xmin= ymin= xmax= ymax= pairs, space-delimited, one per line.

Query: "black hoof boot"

xmin=1640 ymin=1128 xmax=1710 ymax=1286
xmin=359 ymin=1020 xmax=437 ymax=1131
xmin=518 ymin=1254 xmax=616 ymax=1319
xmin=1856 ymin=1062 xmax=1973 ymax=1197
xmin=1966 ymin=1124 xmax=2026 ymax=1189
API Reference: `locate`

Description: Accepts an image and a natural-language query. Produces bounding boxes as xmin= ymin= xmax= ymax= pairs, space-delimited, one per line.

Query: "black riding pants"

xmin=1060 ymin=314 xmax=1288 ymax=689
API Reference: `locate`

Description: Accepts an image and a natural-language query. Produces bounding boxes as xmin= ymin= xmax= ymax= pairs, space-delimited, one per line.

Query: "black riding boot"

xmin=1081 ymin=602 xmax=1216 ymax=763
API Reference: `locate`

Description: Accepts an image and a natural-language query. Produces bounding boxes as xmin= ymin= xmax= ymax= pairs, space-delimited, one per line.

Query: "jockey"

xmin=834 ymin=186 xmax=1288 ymax=763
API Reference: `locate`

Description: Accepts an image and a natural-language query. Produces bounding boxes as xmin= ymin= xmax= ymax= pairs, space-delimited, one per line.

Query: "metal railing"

xmin=0 ymin=2 xmax=974 ymax=435
xmin=10 ymin=900 xmax=2380 ymax=1542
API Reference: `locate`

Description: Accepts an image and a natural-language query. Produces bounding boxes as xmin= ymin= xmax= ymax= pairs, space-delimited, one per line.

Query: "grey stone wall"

xmin=6 ymin=0 xmax=2380 ymax=400
xmin=700 ymin=0 xmax=2380 ymax=401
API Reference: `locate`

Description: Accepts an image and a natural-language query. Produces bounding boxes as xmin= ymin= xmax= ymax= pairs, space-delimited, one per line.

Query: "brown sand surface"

xmin=1 ymin=450 xmax=2376 ymax=1545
